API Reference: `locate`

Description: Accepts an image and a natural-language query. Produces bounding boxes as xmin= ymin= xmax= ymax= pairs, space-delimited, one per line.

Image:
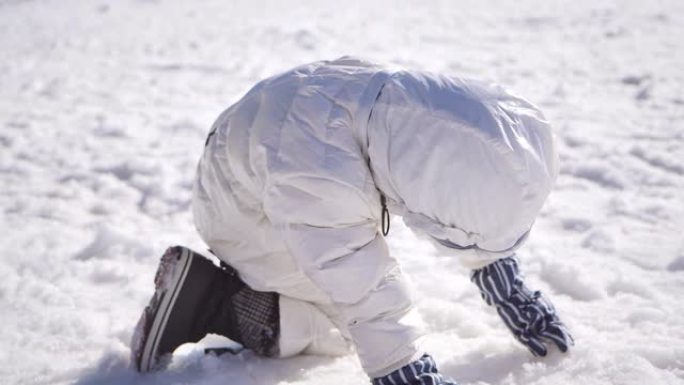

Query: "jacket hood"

xmin=367 ymin=71 xmax=558 ymax=267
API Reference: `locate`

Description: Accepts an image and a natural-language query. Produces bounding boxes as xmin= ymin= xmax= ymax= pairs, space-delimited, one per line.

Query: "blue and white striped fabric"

xmin=470 ymin=256 xmax=573 ymax=357
xmin=371 ymin=354 xmax=458 ymax=385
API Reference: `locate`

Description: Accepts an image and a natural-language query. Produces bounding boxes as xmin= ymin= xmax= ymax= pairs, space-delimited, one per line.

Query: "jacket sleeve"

xmin=263 ymin=173 xmax=425 ymax=377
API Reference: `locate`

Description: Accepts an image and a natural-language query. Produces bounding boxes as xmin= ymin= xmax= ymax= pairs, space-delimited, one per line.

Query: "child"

xmin=131 ymin=57 xmax=572 ymax=384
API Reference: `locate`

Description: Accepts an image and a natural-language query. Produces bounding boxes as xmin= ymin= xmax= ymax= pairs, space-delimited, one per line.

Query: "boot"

xmin=130 ymin=246 xmax=280 ymax=372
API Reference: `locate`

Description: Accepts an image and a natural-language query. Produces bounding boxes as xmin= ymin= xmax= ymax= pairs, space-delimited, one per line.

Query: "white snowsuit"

xmin=192 ymin=57 xmax=558 ymax=377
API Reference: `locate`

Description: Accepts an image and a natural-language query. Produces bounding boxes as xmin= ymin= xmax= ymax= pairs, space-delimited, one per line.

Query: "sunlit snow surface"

xmin=1 ymin=0 xmax=683 ymax=384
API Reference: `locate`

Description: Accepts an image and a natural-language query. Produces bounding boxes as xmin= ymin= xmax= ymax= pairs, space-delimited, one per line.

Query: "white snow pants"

xmin=278 ymin=296 xmax=352 ymax=357
xmin=194 ymin=230 xmax=355 ymax=359
xmin=192 ymin=128 xmax=423 ymax=376
xmin=192 ymin=186 xmax=357 ymax=360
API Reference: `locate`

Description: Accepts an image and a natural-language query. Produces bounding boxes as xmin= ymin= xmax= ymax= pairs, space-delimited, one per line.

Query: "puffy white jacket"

xmin=192 ymin=57 xmax=558 ymax=376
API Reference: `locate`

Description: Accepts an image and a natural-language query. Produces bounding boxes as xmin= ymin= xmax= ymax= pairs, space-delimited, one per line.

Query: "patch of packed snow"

xmin=1 ymin=0 xmax=683 ymax=384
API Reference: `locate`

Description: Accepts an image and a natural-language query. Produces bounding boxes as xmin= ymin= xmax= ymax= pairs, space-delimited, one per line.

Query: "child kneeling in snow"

xmin=131 ymin=57 xmax=572 ymax=384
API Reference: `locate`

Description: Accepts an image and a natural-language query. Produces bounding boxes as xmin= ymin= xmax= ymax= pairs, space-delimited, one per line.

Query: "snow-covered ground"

xmin=1 ymin=0 xmax=683 ymax=384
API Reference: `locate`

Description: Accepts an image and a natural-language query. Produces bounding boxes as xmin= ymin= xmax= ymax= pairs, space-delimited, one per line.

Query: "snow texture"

xmin=1 ymin=0 xmax=683 ymax=384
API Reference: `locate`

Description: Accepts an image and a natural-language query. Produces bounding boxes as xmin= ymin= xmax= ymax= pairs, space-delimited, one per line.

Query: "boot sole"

xmin=137 ymin=247 xmax=194 ymax=372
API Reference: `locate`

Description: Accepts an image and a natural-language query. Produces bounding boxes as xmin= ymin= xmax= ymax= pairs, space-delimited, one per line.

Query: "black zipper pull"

xmin=380 ymin=194 xmax=390 ymax=236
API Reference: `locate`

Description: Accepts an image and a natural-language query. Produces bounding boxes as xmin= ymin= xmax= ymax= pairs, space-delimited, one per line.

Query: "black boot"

xmin=131 ymin=246 xmax=280 ymax=372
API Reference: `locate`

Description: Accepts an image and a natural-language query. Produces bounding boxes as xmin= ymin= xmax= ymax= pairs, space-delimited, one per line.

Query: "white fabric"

xmin=367 ymin=71 xmax=558 ymax=268
xmin=278 ymin=295 xmax=352 ymax=357
xmin=191 ymin=57 xmax=558 ymax=375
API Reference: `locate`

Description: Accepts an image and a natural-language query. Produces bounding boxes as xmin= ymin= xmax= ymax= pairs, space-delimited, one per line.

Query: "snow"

xmin=1 ymin=0 xmax=683 ymax=384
